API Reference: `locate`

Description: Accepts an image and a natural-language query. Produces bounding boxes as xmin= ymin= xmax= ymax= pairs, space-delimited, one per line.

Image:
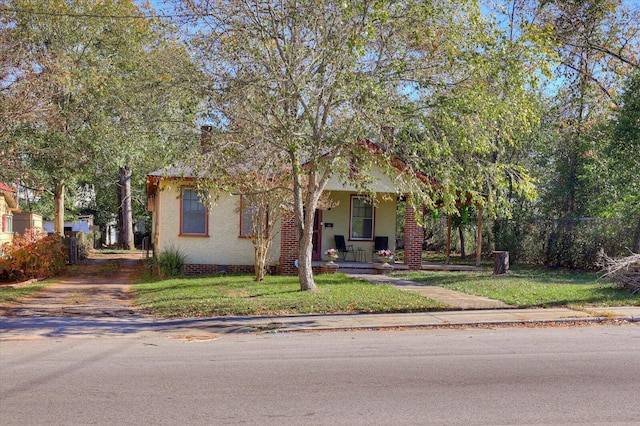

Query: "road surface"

xmin=1 ymin=325 xmax=639 ymax=425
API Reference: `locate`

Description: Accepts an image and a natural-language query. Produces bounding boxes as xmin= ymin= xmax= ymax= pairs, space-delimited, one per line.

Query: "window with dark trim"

xmin=181 ymin=188 xmax=207 ymax=235
xmin=350 ymin=196 xmax=374 ymax=240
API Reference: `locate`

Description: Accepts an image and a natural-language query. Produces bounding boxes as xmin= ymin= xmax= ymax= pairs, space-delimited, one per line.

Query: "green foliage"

xmin=155 ymin=246 xmax=186 ymax=278
xmin=184 ymin=0 xmax=550 ymax=290
xmin=0 ymin=228 xmax=67 ymax=280
xmin=493 ymin=218 xmax=634 ymax=270
xmin=2 ymin=0 xmax=201 ymax=240
xmin=133 ymin=273 xmax=446 ymax=317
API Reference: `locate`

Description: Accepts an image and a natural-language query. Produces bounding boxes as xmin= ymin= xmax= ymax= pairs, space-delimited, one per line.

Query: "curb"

xmin=270 ymin=315 xmax=640 ymax=333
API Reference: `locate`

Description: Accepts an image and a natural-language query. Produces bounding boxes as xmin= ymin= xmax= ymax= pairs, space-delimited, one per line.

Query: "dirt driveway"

xmin=0 ymin=252 xmax=146 ymax=318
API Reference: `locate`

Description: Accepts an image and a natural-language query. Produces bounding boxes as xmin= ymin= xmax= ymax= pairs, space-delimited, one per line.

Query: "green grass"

xmin=0 ymin=281 xmax=51 ymax=304
xmin=133 ymin=273 xmax=448 ymax=317
xmin=394 ymin=266 xmax=640 ymax=308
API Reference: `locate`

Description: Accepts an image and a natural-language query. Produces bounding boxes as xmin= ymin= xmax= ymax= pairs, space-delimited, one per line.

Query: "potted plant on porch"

xmin=376 ymin=249 xmax=394 ymax=265
xmin=324 ymin=248 xmax=339 ymax=265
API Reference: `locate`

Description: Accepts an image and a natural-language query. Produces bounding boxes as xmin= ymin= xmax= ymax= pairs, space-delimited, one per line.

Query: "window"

xmin=240 ymin=195 xmax=267 ymax=238
xmin=2 ymin=214 xmax=12 ymax=233
xmin=350 ymin=196 xmax=374 ymax=240
xmin=181 ymin=188 xmax=207 ymax=235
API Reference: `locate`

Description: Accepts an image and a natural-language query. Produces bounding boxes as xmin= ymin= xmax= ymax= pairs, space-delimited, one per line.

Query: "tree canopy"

xmin=180 ymin=0 xmax=550 ymax=289
xmin=1 ymin=0 xmax=201 ymax=238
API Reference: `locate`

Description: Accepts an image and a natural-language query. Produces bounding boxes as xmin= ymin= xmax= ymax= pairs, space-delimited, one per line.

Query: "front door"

xmin=312 ymin=210 xmax=322 ymax=260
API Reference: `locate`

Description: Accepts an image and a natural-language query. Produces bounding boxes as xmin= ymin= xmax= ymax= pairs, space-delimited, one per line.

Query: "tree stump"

xmin=69 ymin=237 xmax=78 ymax=265
xmin=493 ymin=251 xmax=509 ymax=275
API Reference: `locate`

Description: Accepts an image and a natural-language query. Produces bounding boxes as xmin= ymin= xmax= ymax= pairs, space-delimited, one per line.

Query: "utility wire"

xmin=0 ymin=5 xmax=205 ymax=20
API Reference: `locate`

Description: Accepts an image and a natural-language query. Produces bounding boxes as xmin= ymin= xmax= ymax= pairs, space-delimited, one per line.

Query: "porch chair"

xmin=372 ymin=236 xmax=389 ymax=260
xmin=334 ymin=235 xmax=355 ymax=261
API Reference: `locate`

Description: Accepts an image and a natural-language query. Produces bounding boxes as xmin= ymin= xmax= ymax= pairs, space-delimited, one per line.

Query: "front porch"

xmin=311 ymin=259 xmax=482 ymax=275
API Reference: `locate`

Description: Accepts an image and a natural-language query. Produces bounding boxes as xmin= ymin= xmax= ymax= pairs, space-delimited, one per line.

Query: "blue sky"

xmin=145 ymin=0 xmax=640 ymax=15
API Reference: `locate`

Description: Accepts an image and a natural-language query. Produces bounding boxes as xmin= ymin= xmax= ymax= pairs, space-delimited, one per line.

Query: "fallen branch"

xmin=600 ymin=253 xmax=640 ymax=294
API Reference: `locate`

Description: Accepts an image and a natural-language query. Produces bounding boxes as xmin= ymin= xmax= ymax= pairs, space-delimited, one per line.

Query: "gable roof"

xmin=146 ymin=138 xmax=434 ymax=198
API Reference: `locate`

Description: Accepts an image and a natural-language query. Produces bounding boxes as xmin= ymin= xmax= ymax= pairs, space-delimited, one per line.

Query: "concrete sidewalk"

xmin=1 ymin=306 xmax=638 ymax=340
xmin=248 ymin=306 xmax=640 ymax=332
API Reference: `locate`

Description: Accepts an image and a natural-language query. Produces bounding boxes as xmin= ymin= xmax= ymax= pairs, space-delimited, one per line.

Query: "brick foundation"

xmin=319 ymin=263 xmax=339 ymax=274
xmin=184 ymin=264 xmax=255 ymax=276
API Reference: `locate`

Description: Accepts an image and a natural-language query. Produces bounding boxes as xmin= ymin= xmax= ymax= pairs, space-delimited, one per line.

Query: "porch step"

xmin=338 ymin=267 xmax=377 ymax=275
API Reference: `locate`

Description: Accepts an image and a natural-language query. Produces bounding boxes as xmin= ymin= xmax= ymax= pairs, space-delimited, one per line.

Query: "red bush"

xmin=1 ymin=228 xmax=67 ymax=280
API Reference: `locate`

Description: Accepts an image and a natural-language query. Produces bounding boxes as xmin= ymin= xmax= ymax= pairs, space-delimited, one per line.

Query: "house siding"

xmin=155 ymin=182 xmax=281 ymax=266
xmin=324 ymin=164 xmax=408 ymax=193
xmin=0 ymin=196 xmax=14 ymax=246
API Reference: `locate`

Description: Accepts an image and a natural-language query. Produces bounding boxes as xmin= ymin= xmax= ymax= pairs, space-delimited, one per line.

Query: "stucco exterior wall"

xmin=154 ymin=182 xmax=281 ymax=266
xmin=324 ymin=164 xmax=409 ymax=193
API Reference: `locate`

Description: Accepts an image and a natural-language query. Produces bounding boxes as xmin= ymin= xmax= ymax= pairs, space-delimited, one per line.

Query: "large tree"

xmin=525 ymin=0 xmax=639 ymax=218
xmin=1 ymin=0 xmax=201 ymax=242
xmin=182 ymin=0 xmax=540 ymax=290
xmin=609 ymin=71 xmax=640 ymax=252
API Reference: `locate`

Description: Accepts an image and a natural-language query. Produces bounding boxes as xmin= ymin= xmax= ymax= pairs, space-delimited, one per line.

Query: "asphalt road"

xmin=1 ymin=325 xmax=639 ymax=425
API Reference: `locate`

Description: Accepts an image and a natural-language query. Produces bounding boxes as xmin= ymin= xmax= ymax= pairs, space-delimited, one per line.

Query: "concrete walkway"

xmin=347 ymin=274 xmax=512 ymax=309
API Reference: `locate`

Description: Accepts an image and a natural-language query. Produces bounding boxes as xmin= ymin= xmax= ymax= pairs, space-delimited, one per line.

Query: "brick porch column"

xmin=279 ymin=212 xmax=298 ymax=275
xmin=404 ymin=202 xmax=423 ymax=270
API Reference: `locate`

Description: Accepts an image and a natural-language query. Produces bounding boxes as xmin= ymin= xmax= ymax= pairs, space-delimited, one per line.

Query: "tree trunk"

xmin=254 ymin=246 xmax=265 ymax=281
xmin=295 ymin=189 xmax=318 ymax=292
xmin=53 ymin=181 xmax=65 ymax=236
xmin=493 ymin=251 xmax=509 ymax=275
xmin=459 ymin=226 xmax=466 ymax=259
xmin=119 ymin=166 xmax=135 ymax=250
xmin=116 ymin=178 xmax=123 ymax=248
xmin=254 ymin=223 xmax=267 ymax=282
xmin=633 ymin=215 xmax=640 ymax=254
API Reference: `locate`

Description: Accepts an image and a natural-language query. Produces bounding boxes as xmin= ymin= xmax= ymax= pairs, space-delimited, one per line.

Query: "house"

xmin=13 ymin=211 xmax=44 ymax=235
xmin=0 ymin=183 xmax=18 ymax=246
xmin=43 ymin=214 xmax=96 ymax=236
xmin=146 ymin=136 xmax=439 ymax=276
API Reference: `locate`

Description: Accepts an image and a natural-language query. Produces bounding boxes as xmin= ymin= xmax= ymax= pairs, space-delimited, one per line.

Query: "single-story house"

xmin=146 ymin=143 xmax=431 ymax=275
xmin=0 ymin=183 xmax=18 ymax=247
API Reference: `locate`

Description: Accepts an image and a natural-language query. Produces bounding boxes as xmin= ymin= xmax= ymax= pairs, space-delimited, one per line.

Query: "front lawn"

xmin=133 ymin=273 xmax=448 ymax=317
xmin=394 ymin=266 xmax=640 ymax=308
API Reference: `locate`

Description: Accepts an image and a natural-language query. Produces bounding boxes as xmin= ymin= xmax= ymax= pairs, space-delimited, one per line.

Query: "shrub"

xmin=156 ymin=245 xmax=186 ymax=278
xmin=1 ymin=228 xmax=67 ymax=280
